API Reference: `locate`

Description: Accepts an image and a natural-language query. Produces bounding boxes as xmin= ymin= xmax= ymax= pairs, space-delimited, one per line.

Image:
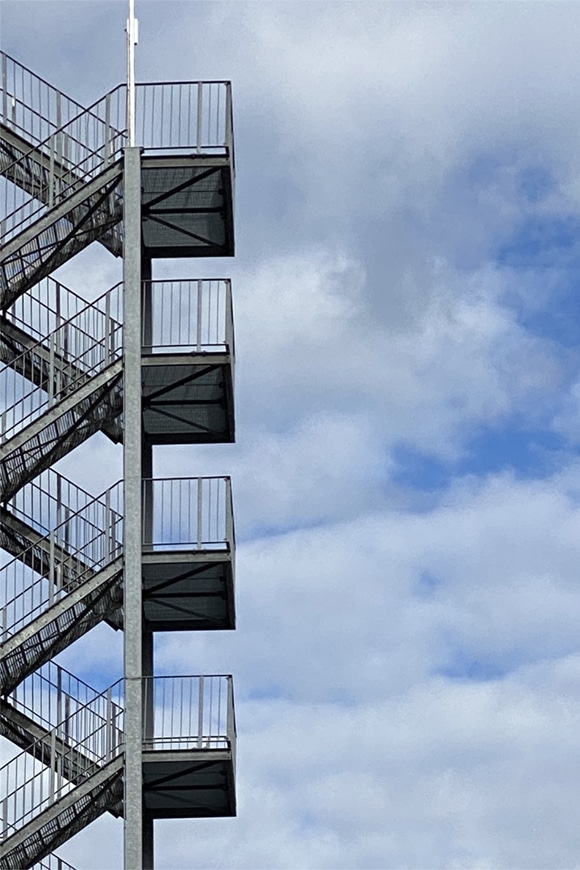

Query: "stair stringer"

xmin=0 ymin=559 xmax=123 ymax=696
xmin=0 ymin=362 xmax=123 ymax=503
xmin=0 ymin=161 xmax=123 ymax=310
xmin=0 ymin=756 xmax=124 ymax=870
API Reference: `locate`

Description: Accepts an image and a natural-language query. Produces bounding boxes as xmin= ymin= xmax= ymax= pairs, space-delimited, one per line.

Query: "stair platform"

xmin=141 ymin=155 xmax=234 ymax=259
xmin=142 ymin=549 xmax=234 ymax=631
xmin=143 ymin=748 xmax=236 ymax=818
xmin=141 ymin=351 xmax=234 ymax=444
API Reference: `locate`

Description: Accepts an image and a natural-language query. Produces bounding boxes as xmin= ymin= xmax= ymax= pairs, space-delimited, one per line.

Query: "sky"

xmin=2 ymin=1 xmax=580 ymax=868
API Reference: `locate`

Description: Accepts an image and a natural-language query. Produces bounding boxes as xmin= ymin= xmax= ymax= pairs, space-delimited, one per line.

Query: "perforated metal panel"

xmin=141 ymin=157 xmax=234 ymax=258
xmin=141 ymin=356 xmax=234 ymax=444
xmin=142 ymin=553 xmax=235 ymax=631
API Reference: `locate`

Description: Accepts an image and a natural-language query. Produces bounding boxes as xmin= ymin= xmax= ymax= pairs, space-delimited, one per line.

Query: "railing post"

xmin=196 ymin=83 xmax=203 ymax=153
xmin=104 ymin=92 xmax=111 ymax=167
xmin=225 ymin=477 xmax=233 ymax=547
xmin=50 ymin=728 xmax=57 ymax=805
xmin=64 ymin=693 xmax=71 ymax=744
xmin=48 ymin=134 xmax=55 ymax=209
xmin=105 ymin=487 xmax=112 ymax=561
xmin=197 ymin=477 xmax=203 ymax=549
xmin=196 ymin=279 xmax=203 ymax=351
xmin=197 ymin=676 xmax=204 ymax=748
xmin=49 ymin=529 xmax=56 ymax=599
xmin=227 ymin=675 xmax=236 ymax=769
xmin=105 ymin=284 xmax=112 ymax=365
xmin=56 ymin=665 xmax=63 ymax=740
xmin=106 ymin=686 xmax=113 ymax=761
xmin=225 ymin=82 xmax=233 ymax=153
xmin=225 ymin=280 xmax=234 ymax=353
xmin=48 ymin=332 xmax=55 ymax=405
xmin=2 ymin=54 xmax=7 ymax=125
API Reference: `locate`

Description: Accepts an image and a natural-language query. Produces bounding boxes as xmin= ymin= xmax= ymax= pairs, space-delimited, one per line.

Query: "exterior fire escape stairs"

xmin=0 ymin=52 xmax=124 ymax=309
xmin=0 ymin=673 xmax=234 ymax=869
xmin=0 ymin=50 xmax=237 ymax=868
xmin=0 ymin=284 xmax=124 ymax=502
xmin=0 ymin=484 xmax=124 ymax=696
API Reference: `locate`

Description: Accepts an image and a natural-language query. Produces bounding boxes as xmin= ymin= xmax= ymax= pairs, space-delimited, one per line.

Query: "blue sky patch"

xmin=496 ymin=214 xmax=580 ymax=270
xmin=393 ymin=423 xmax=565 ymax=493
xmin=436 ymin=656 xmax=512 ymax=682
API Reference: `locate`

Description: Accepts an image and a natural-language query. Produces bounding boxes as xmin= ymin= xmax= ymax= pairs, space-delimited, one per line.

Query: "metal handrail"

xmin=0 ymin=284 xmax=123 ymax=443
xmin=0 ymin=83 xmax=127 ymax=244
xmin=1 ymin=79 xmax=233 ymax=244
xmin=142 ymin=476 xmax=234 ymax=551
xmin=0 ymin=675 xmax=235 ymax=840
xmin=1 ymin=277 xmax=234 ymax=444
xmin=141 ymin=279 xmax=234 ymax=357
xmin=35 ymin=853 xmax=78 ymax=870
xmin=6 ymin=468 xmax=116 ymax=540
xmin=7 ymin=661 xmax=117 ymax=740
xmin=0 ymin=474 xmax=234 ymax=639
xmin=5 ymin=276 xmax=105 ymax=345
xmin=0 ymin=481 xmax=123 ymax=640
xmin=1 ymin=50 xmax=87 ymax=147
xmin=0 ymin=679 xmax=125 ymax=840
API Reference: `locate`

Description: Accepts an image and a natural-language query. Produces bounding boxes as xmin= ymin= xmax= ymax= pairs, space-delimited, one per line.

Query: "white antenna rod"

xmin=126 ymin=0 xmax=138 ymax=146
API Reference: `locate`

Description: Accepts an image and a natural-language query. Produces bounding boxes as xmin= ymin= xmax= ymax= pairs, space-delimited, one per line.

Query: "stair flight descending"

xmin=0 ymin=482 xmax=123 ymax=694
xmin=0 ymin=289 xmax=124 ymax=501
xmin=1 ymin=468 xmax=121 ymax=559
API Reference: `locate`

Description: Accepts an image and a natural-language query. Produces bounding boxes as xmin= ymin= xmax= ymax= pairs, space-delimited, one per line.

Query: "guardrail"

xmin=7 ymin=661 xmax=119 ymax=746
xmin=142 ymin=476 xmax=234 ymax=551
xmin=6 ymin=469 xmax=112 ymax=540
xmin=0 ymin=284 xmax=123 ymax=444
xmin=0 ymin=675 xmax=235 ymax=840
xmin=1 ymin=79 xmax=233 ymax=245
xmin=142 ymin=278 xmax=234 ymax=356
xmin=0 ymin=481 xmax=123 ymax=640
xmin=0 ymin=679 xmax=124 ymax=840
xmin=6 ymin=277 xmax=106 ymax=345
xmin=1 ymin=51 xmax=87 ymax=148
xmin=143 ymin=675 xmax=236 ymax=752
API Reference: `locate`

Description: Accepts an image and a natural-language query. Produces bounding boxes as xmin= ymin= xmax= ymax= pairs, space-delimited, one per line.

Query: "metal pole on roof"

xmin=126 ymin=0 xmax=138 ymax=146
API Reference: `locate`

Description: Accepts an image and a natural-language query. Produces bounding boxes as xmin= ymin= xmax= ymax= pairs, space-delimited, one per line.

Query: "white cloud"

xmin=3 ymin=2 xmax=580 ymax=868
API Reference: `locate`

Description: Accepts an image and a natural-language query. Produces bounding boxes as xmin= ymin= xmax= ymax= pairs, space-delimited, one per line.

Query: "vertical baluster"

xmin=197 ymin=676 xmax=204 ymax=748
xmin=197 ymin=83 xmax=203 ymax=153
xmin=106 ymin=686 xmax=113 ymax=761
xmin=49 ymin=728 xmax=56 ymax=806
xmin=196 ymin=279 xmax=202 ymax=351
xmin=1 ymin=53 xmax=7 ymax=126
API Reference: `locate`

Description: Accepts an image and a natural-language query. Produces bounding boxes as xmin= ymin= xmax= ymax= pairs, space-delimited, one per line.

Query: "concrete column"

xmin=123 ymin=146 xmax=145 ymax=870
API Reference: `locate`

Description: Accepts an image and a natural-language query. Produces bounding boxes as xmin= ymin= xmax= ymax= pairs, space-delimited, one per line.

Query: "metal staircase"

xmin=1 ymin=468 xmax=119 ymax=555
xmin=0 ymin=285 xmax=123 ymax=500
xmin=0 ymin=675 xmax=234 ymax=869
xmin=0 ymin=45 xmax=237 ymax=868
xmin=0 ymin=54 xmax=126 ymax=307
xmin=0 ymin=475 xmax=123 ymax=687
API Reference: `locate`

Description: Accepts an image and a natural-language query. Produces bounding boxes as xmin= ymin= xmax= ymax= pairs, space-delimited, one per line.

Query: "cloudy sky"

xmin=3 ymin=1 xmax=580 ymax=867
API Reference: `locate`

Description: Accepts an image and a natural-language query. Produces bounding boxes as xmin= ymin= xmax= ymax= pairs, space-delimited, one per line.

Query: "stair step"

xmin=0 ymin=756 xmax=124 ymax=870
xmin=0 ymin=557 xmax=123 ymax=695
xmin=0 ymin=124 xmax=122 ymax=261
xmin=0 ymin=359 xmax=123 ymax=502
xmin=0 ymin=161 xmax=123 ymax=310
